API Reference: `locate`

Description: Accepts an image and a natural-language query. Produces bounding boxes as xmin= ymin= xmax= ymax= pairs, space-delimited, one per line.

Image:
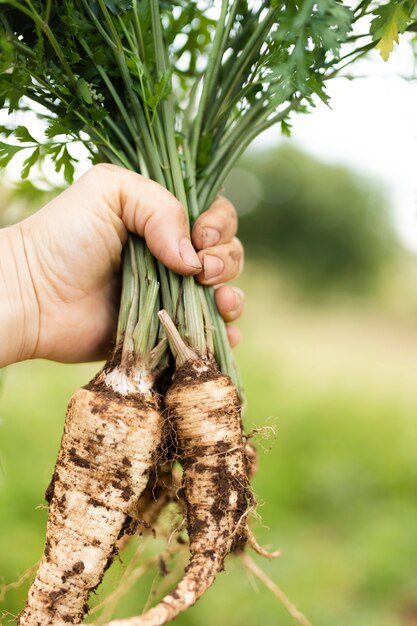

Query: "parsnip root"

xmin=18 ymin=372 xmax=162 ymax=626
xmin=87 ymin=312 xmax=276 ymax=626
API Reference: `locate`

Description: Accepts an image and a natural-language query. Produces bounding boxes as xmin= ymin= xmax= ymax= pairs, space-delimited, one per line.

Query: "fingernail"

xmin=203 ymin=254 xmax=225 ymax=280
xmin=179 ymin=238 xmax=202 ymax=270
xmin=202 ymin=227 xmax=220 ymax=247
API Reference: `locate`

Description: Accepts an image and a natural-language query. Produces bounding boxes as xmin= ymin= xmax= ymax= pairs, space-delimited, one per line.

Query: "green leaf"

xmin=0 ymin=141 xmax=25 ymax=169
xmin=281 ymin=119 xmax=292 ymax=137
xmin=44 ymin=143 xmax=63 ymax=160
xmin=371 ymin=1 xmax=411 ymax=61
xmin=21 ymin=146 xmax=40 ymax=179
xmin=76 ymin=77 xmax=93 ymax=104
xmin=90 ymin=107 xmax=108 ymax=123
xmin=311 ymin=0 xmax=353 ymax=54
xmin=0 ymin=35 xmax=13 ymax=73
xmin=307 ymin=73 xmax=330 ymax=105
xmin=0 ymin=125 xmax=15 ymax=139
xmin=147 ymin=71 xmax=172 ymax=112
xmin=54 ymin=145 xmax=76 ymax=184
xmin=14 ymin=126 xmax=38 ymax=144
xmin=45 ymin=118 xmax=70 ymax=139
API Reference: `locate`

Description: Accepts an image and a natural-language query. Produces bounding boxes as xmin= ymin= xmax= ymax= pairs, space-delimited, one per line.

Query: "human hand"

xmin=0 ymin=164 xmax=244 ymax=366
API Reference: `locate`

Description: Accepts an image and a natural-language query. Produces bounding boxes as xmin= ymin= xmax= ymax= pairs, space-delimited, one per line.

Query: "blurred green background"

xmin=1 ymin=144 xmax=417 ymax=626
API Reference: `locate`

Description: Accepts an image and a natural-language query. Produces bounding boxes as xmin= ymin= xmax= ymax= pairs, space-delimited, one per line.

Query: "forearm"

xmin=0 ymin=224 xmax=39 ymax=367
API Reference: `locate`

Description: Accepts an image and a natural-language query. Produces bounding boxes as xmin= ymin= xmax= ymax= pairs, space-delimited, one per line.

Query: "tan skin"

xmin=0 ymin=164 xmax=244 ymax=368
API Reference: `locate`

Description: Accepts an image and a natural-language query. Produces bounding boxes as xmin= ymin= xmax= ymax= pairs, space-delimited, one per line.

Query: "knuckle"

xmin=174 ymin=199 xmax=187 ymax=221
xmin=221 ymin=198 xmax=238 ymax=228
xmin=226 ymin=197 xmax=238 ymax=221
xmin=223 ymin=197 xmax=238 ymax=224
xmin=233 ymin=236 xmax=244 ymax=253
xmin=234 ymin=286 xmax=245 ymax=306
xmin=212 ymin=195 xmax=237 ymax=223
xmin=91 ymin=162 xmax=120 ymax=176
xmin=143 ymin=223 xmax=165 ymax=258
xmin=217 ymin=194 xmax=236 ymax=214
xmin=143 ymin=212 xmax=166 ymax=244
xmin=230 ymin=237 xmax=244 ymax=265
xmin=167 ymin=197 xmax=187 ymax=225
xmin=221 ymin=244 xmax=243 ymax=281
xmin=190 ymin=220 xmax=200 ymax=242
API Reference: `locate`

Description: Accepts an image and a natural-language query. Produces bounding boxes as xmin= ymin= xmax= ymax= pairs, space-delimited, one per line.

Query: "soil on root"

xmin=171 ymin=359 xmax=224 ymax=388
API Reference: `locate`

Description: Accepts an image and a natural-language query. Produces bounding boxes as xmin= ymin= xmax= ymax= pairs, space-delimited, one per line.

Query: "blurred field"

xmin=1 ymin=263 xmax=417 ymax=626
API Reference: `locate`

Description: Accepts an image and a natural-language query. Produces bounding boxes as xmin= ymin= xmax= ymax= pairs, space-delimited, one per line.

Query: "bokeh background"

xmin=1 ymin=45 xmax=417 ymax=626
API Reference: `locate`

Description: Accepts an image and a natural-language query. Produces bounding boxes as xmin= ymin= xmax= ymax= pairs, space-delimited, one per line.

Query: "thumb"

xmin=95 ymin=164 xmax=202 ymax=275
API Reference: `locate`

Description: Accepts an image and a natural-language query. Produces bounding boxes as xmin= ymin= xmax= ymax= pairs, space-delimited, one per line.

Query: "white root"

xmin=18 ymin=377 xmax=162 ymax=626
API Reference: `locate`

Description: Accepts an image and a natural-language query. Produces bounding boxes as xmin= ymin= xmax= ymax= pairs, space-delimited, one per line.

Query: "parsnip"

xmin=84 ymin=312 xmax=259 ymax=626
xmin=18 ymin=367 xmax=162 ymax=626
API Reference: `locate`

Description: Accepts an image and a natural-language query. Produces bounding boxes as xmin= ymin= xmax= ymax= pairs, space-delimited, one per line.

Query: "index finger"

xmin=191 ymin=196 xmax=238 ymax=251
xmin=83 ymin=164 xmax=202 ymax=275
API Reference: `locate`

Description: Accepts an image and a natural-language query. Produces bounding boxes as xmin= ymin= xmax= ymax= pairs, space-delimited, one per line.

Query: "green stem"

xmin=116 ymin=16 xmax=174 ymax=190
xmin=150 ymin=0 xmax=187 ymax=205
xmin=215 ymin=0 xmax=241 ymax=81
xmin=80 ymin=0 xmax=165 ymax=180
xmin=133 ymin=280 xmax=159 ymax=359
xmin=199 ymin=98 xmax=267 ymax=184
xmin=116 ymin=246 xmax=133 ymax=345
xmin=204 ymin=82 xmax=262 ymax=136
xmin=205 ymin=288 xmax=243 ymax=399
xmin=121 ymin=237 xmax=139 ymax=367
xmin=25 ymin=69 xmax=132 ymax=167
xmin=198 ymin=287 xmax=214 ymax=357
xmin=335 ymin=53 xmax=378 ymax=80
xmin=132 ymin=240 xmax=160 ymax=359
xmin=203 ymin=7 xmax=278 ymax=132
xmin=79 ymin=38 xmax=142 ymax=160
xmin=97 ymin=0 xmax=123 ymax=47
xmin=182 ymin=140 xmax=200 ymax=223
xmin=150 ymin=338 xmax=168 ymax=372
xmin=79 ymin=0 xmax=117 ymax=49
xmin=183 ymin=277 xmax=206 ymax=356
xmin=157 ymin=262 xmax=174 ymax=320
xmin=198 ymin=101 xmax=297 ymax=212
xmin=131 ymin=0 xmax=146 ymax=61
xmin=353 ymin=0 xmax=373 ymax=16
xmin=44 ymin=0 xmax=52 ymax=23
xmin=23 ymin=0 xmax=77 ymax=88
xmin=102 ymin=117 xmax=138 ymax=168
xmin=114 ymin=47 xmax=166 ymax=183
xmin=190 ymin=0 xmax=229 ymax=165
xmin=150 ymin=0 xmax=206 ymax=356
xmin=3 ymin=32 xmax=36 ymax=58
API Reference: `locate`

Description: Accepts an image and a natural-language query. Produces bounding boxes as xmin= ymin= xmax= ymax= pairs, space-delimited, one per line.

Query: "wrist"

xmin=0 ymin=224 xmax=40 ymax=367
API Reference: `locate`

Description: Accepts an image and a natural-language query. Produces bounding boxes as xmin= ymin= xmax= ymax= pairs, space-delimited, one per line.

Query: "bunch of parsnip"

xmin=1 ymin=1 xmax=415 ymax=624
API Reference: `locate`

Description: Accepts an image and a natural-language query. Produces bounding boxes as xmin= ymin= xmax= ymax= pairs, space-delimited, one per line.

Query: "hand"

xmin=0 ymin=164 xmax=244 ymax=366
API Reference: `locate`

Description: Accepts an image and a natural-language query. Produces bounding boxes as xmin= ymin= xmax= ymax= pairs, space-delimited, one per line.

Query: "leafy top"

xmin=0 ymin=1 xmax=416 ymax=189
